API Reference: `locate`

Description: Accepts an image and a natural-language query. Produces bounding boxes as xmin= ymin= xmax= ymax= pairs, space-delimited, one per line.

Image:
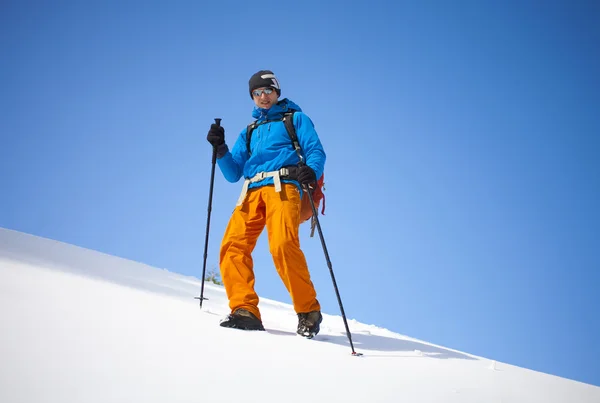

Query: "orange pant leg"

xmin=265 ymin=183 xmax=320 ymax=314
xmin=219 ymin=188 xmax=266 ymax=320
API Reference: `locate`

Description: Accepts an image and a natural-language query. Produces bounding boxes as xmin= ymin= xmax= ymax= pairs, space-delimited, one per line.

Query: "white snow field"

xmin=0 ymin=227 xmax=598 ymax=403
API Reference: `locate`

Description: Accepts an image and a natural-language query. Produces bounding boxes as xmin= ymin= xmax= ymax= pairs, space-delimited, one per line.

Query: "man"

xmin=206 ymin=70 xmax=325 ymax=338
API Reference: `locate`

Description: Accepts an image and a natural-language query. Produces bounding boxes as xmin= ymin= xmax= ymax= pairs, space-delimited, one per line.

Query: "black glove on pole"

xmin=297 ymin=165 xmax=316 ymax=187
xmin=196 ymin=118 xmax=221 ymax=308
xmin=206 ymin=122 xmax=225 ymax=147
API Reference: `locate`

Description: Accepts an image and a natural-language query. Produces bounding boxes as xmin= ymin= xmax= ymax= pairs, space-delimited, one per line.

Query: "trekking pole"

xmin=195 ymin=118 xmax=221 ymax=309
xmin=304 ymin=181 xmax=362 ymax=356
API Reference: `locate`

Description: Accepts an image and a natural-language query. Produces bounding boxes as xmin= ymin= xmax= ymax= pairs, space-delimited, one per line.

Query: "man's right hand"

xmin=207 ymin=123 xmax=225 ymax=146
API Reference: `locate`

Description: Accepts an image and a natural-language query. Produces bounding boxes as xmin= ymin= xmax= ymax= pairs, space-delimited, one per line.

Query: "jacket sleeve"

xmin=294 ymin=112 xmax=326 ymax=179
xmin=217 ymin=128 xmax=250 ymax=183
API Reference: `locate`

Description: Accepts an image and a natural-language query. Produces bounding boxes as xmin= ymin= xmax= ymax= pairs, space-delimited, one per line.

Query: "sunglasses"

xmin=252 ymin=87 xmax=275 ymax=97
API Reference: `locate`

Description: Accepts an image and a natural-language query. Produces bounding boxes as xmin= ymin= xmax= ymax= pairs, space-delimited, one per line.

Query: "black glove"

xmin=207 ymin=123 xmax=225 ymax=147
xmin=297 ymin=165 xmax=316 ymax=187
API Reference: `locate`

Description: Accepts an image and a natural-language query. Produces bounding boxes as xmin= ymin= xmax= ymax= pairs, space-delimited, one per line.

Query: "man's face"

xmin=252 ymin=87 xmax=278 ymax=109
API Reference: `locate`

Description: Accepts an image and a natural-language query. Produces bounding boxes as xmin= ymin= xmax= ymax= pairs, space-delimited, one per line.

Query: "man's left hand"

xmin=297 ymin=165 xmax=316 ymax=187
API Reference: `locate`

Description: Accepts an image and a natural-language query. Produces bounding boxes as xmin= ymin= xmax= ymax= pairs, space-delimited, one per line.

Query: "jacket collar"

xmin=252 ymin=98 xmax=302 ymax=122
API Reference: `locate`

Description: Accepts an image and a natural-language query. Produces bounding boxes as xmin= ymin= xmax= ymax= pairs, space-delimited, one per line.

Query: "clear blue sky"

xmin=1 ymin=0 xmax=599 ymax=386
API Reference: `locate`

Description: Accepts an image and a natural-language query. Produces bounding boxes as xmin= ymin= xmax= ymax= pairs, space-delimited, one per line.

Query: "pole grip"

xmin=211 ymin=118 xmax=222 ymax=164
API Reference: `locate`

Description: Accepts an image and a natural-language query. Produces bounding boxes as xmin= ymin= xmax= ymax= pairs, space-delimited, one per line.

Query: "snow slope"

xmin=1 ymin=227 xmax=598 ymax=403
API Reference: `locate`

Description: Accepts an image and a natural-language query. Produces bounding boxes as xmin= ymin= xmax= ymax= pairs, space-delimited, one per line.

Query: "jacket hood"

xmin=252 ymin=98 xmax=302 ymax=121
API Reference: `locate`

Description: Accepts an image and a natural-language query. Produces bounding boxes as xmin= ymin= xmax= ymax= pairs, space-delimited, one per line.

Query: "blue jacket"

xmin=217 ymin=99 xmax=326 ymax=195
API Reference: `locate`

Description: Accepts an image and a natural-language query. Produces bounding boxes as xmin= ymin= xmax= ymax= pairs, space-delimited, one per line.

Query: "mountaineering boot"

xmin=219 ymin=308 xmax=265 ymax=331
xmin=297 ymin=311 xmax=322 ymax=338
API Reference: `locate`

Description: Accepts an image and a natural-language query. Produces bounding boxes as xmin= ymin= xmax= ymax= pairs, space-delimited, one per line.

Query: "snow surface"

xmin=1 ymin=227 xmax=598 ymax=403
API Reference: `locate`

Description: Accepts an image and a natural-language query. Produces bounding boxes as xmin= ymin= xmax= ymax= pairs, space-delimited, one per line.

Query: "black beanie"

xmin=249 ymin=70 xmax=281 ymax=98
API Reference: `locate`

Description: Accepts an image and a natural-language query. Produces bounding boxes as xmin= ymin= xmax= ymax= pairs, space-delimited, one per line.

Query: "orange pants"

xmin=219 ymin=183 xmax=320 ymax=320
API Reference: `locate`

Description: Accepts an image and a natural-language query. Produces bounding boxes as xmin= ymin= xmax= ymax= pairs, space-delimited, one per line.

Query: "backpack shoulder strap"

xmin=282 ymin=112 xmax=297 ymax=143
xmin=246 ymin=121 xmax=258 ymax=156
xmin=282 ymin=112 xmax=304 ymax=164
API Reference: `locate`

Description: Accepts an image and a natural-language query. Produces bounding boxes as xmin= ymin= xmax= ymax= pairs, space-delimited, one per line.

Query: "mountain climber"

xmin=206 ymin=70 xmax=326 ymax=338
